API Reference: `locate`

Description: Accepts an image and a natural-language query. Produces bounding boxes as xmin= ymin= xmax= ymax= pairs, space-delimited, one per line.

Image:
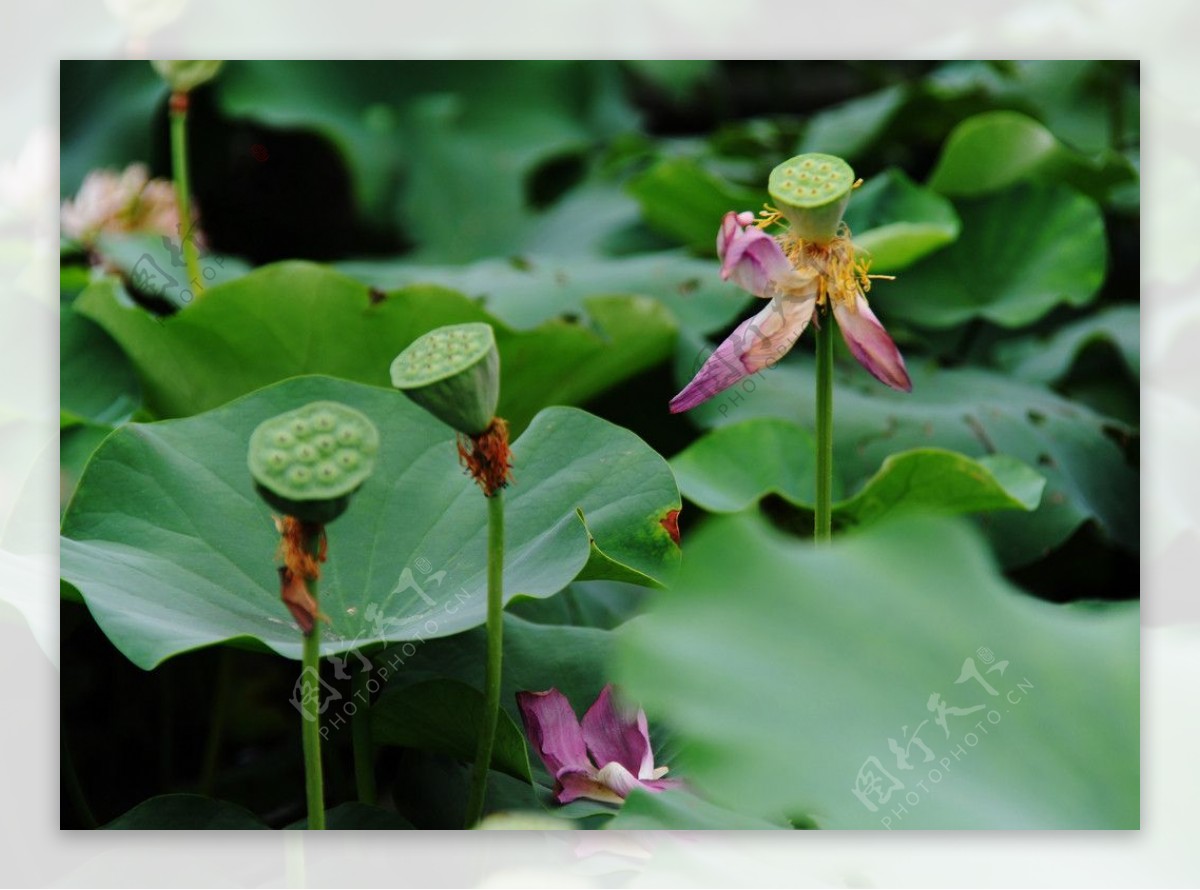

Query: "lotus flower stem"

xmin=351 ymin=664 xmax=377 ymax=805
xmin=814 ymin=317 xmax=834 ymax=544
xmin=465 ymin=488 xmax=505 ymax=827
xmin=168 ymin=91 xmax=203 ymax=300
xmin=299 ymin=526 xmax=326 ymax=830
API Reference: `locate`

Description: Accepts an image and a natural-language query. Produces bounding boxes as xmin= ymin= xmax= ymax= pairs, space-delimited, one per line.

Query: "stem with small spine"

xmin=168 ymin=91 xmax=203 ymax=300
xmin=300 ymin=526 xmax=326 ymax=830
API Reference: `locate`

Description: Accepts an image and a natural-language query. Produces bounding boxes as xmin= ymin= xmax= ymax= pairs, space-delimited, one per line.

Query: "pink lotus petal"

xmin=716 ymin=211 xmax=793 ymax=297
xmin=581 ymin=684 xmax=654 ymax=779
xmin=669 ymin=294 xmax=816 ymax=413
xmin=516 ymin=689 xmax=592 ymax=778
xmin=556 ymin=767 xmax=628 ymax=806
xmin=833 ymin=293 xmax=912 ymax=392
xmin=640 ymin=777 xmax=683 ymax=792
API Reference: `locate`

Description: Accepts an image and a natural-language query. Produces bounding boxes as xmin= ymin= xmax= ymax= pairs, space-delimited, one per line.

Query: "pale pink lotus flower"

xmin=670 ymin=210 xmax=911 ymax=413
xmin=517 ymin=685 xmax=680 ymax=806
xmin=61 ymin=163 xmax=187 ymax=244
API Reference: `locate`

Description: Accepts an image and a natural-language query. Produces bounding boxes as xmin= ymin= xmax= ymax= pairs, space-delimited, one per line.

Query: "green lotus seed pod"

xmin=150 ymin=60 xmax=224 ymax=93
xmin=248 ymin=401 xmax=380 ymax=523
xmin=390 ymin=323 xmax=500 ymax=436
xmin=768 ymin=153 xmax=856 ymax=244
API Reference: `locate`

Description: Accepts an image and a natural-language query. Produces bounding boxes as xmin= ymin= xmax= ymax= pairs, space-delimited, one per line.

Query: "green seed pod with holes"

xmin=150 ymin=60 xmax=224 ymax=93
xmin=390 ymin=323 xmax=500 ymax=436
xmin=767 ymin=153 xmax=856 ymax=244
xmin=248 ymin=401 xmax=379 ymax=523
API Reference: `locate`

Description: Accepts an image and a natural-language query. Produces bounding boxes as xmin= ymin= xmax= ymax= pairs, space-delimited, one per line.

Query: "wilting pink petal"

xmin=833 ymin=293 xmax=912 ymax=392
xmin=556 ymin=768 xmax=628 ymax=805
xmin=581 ymin=685 xmax=654 ymax=779
xmin=670 ymin=294 xmax=817 ymax=413
xmin=716 ymin=211 xmax=793 ymax=297
xmin=516 ymin=689 xmax=592 ymax=777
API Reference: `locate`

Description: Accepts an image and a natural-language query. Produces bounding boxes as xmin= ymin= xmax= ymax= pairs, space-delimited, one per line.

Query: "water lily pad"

xmin=60 ymin=376 xmax=680 ymax=669
xmin=842 ymin=168 xmax=961 ymax=272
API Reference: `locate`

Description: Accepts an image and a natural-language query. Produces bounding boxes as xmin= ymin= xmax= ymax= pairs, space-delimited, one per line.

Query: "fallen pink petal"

xmin=517 ymin=685 xmax=680 ymax=806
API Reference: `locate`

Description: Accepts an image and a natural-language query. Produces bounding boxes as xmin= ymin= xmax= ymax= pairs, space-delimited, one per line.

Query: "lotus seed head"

xmin=248 ymin=400 xmax=381 ymax=518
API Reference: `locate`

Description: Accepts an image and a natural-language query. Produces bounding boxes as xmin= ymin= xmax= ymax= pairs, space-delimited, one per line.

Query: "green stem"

xmin=814 ymin=310 xmax=834 ymax=545
xmin=300 ymin=527 xmax=326 ymax=830
xmin=168 ymin=91 xmax=204 ymax=300
xmin=351 ymin=664 xmax=376 ymax=805
xmin=464 ymin=489 xmax=505 ymax=828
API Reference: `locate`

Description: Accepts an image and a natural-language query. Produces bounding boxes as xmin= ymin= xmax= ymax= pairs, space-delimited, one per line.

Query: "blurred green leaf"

xmin=607 ymin=787 xmax=787 ymax=830
xmin=798 ymin=84 xmax=909 ymax=160
xmin=61 ymin=377 xmax=680 ymax=668
xmin=993 ymin=305 xmax=1139 ymax=384
xmin=627 ymin=157 xmax=766 ymax=251
xmin=884 ymin=183 xmax=1106 ymax=329
xmin=372 ymin=679 xmax=532 ymax=782
xmin=508 ymin=580 xmax=648 ymax=630
xmin=843 ymin=168 xmax=961 ymax=272
xmin=928 ymin=110 xmax=1135 ymax=201
xmin=104 ymin=794 xmax=267 ymax=829
xmin=676 ymin=350 xmax=1136 ymax=567
xmin=60 ymin=61 xmax=166 ymax=197
xmin=75 ymin=264 xmax=678 ymax=431
xmin=616 ymin=513 xmax=1139 ymax=828
xmin=624 ymin=61 xmax=715 ymax=102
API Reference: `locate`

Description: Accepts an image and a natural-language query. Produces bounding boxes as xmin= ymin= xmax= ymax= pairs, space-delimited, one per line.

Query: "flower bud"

xmin=150 ymin=60 xmax=224 ymax=93
xmin=390 ymin=323 xmax=500 ymax=436
xmin=768 ymin=153 xmax=856 ymax=244
xmin=248 ymin=401 xmax=379 ymax=523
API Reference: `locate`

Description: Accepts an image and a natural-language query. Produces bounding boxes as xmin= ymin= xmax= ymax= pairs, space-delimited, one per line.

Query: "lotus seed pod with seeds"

xmin=768 ymin=153 xmax=856 ymax=244
xmin=390 ymin=323 xmax=500 ymax=436
xmin=248 ymin=401 xmax=379 ymax=523
xmin=150 ymin=60 xmax=224 ymax=93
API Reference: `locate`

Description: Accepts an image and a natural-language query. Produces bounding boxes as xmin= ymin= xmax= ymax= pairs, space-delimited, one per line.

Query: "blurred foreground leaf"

xmin=616 ymin=513 xmax=1138 ymax=829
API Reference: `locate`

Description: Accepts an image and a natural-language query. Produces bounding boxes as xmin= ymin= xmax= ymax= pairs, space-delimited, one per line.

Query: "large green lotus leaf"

xmin=60 ymin=303 xmax=140 ymax=426
xmin=927 ymin=110 xmax=1136 ymax=201
xmin=842 ymin=168 xmax=961 ymax=272
xmin=104 ymin=794 xmax=267 ymax=830
xmin=74 ymin=262 xmax=677 ymax=432
xmin=882 ymin=182 xmax=1106 ymax=329
xmin=60 ymin=376 xmax=680 ymax=669
xmin=615 ymin=513 xmax=1139 ymax=829
xmin=677 ymin=349 xmax=1136 ymax=567
xmin=371 ymin=679 xmax=532 ymax=782
xmin=338 ymin=251 xmax=746 ymax=337
xmin=993 ymin=304 xmax=1139 ymax=385
xmin=671 ymin=418 xmax=1043 ymax=522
